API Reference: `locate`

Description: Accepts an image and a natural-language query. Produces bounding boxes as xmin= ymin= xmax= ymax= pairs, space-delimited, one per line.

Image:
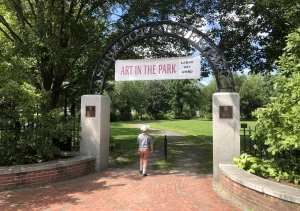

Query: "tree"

xmin=214 ymin=0 xmax=300 ymax=74
xmin=239 ymin=74 xmax=267 ymax=119
xmin=198 ymin=79 xmax=218 ymax=119
xmin=107 ymin=81 xmax=148 ymax=121
xmin=261 ymin=74 xmax=277 ymax=103
xmin=233 ymin=74 xmax=247 ymax=93
xmin=0 ymin=0 xmax=114 ymax=110
xmin=146 ymin=81 xmax=171 ymax=119
xmin=129 ymin=81 xmax=148 ymax=118
xmin=252 ymin=27 xmax=300 ymax=160
xmin=166 ymin=80 xmax=202 ymax=119
xmin=240 ymin=28 xmax=300 ymax=184
xmin=180 ymin=80 xmax=202 ymax=118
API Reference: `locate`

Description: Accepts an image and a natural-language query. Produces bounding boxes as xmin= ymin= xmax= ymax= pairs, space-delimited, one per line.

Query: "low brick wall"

xmin=219 ymin=164 xmax=300 ymax=211
xmin=0 ymin=155 xmax=95 ymax=191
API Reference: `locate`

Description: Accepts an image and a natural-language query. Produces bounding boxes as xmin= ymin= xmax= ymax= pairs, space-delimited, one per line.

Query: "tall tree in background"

xmin=166 ymin=80 xmax=202 ymax=119
xmin=146 ymin=81 xmax=171 ymax=119
xmin=199 ymin=79 xmax=217 ymax=119
xmin=239 ymin=74 xmax=267 ymax=119
xmin=107 ymin=81 xmax=148 ymax=121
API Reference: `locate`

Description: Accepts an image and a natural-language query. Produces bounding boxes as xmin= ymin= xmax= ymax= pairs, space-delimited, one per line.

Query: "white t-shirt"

xmin=137 ymin=133 xmax=153 ymax=150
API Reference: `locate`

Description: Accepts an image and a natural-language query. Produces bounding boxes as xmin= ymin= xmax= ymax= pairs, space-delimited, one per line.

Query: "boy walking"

xmin=137 ymin=125 xmax=153 ymax=177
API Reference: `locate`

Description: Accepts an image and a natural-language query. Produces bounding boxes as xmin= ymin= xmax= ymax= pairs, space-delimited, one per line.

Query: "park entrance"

xmin=80 ymin=21 xmax=240 ymax=179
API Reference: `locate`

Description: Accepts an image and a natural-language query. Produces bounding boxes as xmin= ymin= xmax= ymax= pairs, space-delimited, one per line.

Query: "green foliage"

xmin=0 ymin=80 xmax=79 ymax=166
xmin=0 ymin=109 xmax=78 ymax=166
xmin=0 ymin=1 xmax=113 ymax=109
xmin=200 ymin=74 xmax=273 ymax=120
xmin=109 ymin=135 xmax=123 ymax=153
xmin=166 ymin=80 xmax=202 ymax=119
xmin=215 ymin=0 xmax=300 ymax=74
xmin=239 ymin=74 xmax=267 ymax=119
xmin=277 ymin=27 xmax=300 ymax=76
xmin=146 ymin=81 xmax=171 ymax=119
xmin=234 ymin=154 xmax=300 ymax=185
xmin=252 ymin=28 xmax=300 ymax=156
xmin=236 ymin=28 xmax=300 ymax=185
xmin=107 ymin=81 xmax=149 ymax=121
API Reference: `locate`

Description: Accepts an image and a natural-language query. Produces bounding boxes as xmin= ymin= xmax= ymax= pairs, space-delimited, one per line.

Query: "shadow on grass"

xmin=110 ymin=122 xmax=213 ymax=174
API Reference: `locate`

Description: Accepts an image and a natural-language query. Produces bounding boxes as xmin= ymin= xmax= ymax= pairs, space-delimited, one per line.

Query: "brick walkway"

xmin=0 ymin=169 xmax=241 ymax=211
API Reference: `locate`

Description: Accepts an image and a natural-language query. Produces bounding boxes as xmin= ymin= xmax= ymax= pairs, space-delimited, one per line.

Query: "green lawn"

xmin=124 ymin=119 xmax=256 ymax=142
xmin=110 ymin=119 xmax=257 ymax=172
xmin=126 ymin=119 xmax=214 ymax=173
xmin=109 ymin=122 xmax=165 ymax=168
xmin=109 ymin=122 xmax=139 ymax=167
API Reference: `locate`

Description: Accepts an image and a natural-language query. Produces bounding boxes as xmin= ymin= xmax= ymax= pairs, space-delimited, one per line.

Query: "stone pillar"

xmin=80 ymin=95 xmax=110 ymax=171
xmin=213 ymin=93 xmax=240 ymax=180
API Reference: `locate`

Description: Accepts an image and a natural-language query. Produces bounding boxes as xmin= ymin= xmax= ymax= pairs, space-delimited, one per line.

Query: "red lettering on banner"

xmin=172 ymin=64 xmax=176 ymax=73
xmin=135 ymin=65 xmax=142 ymax=75
xmin=158 ymin=64 xmax=176 ymax=74
xmin=143 ymin=65 xmax=157 ymax=74
xmin=167 ymin=64 xmax=171 ymax=73
xmin=120 ymin=66 xmax=133 ymax=75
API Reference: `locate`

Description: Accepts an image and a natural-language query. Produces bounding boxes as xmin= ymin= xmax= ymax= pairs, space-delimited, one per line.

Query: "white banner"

xmin=115 ymin=56 xmax=201 ymax=81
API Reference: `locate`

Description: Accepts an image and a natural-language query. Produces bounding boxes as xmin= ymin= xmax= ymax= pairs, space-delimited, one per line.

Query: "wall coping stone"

xmin=219 ymin=163 xmax=300 ymax=204
xmin=0 ymin=155 xmax=95 ymax=175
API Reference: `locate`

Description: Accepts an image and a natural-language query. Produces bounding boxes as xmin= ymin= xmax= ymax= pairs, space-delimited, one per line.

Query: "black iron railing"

xmin=240 ymin=124 xmax=300 ymax=161
xmin=0 ymin=120 xmax=80 ymax=152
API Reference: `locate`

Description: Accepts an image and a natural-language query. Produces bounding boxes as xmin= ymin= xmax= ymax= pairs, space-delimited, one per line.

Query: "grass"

xmin=111 ymin=119 xmax=214 ymax=173
xmin=109 ymin=122 xmax=165 ymax=168
xmin=110 ymin=119 xmax=257 ymax=173
xmin=143 ymin=119 xmax=214 ymax=173
xmin=109 ymin=122 xmax=139 ymax=168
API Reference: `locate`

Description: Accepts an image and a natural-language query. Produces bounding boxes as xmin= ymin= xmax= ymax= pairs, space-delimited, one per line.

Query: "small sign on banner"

xmin=115 ymin=56 xmax=201 ymax=81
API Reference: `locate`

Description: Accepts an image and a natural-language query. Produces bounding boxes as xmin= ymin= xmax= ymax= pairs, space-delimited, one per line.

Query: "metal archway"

xmin=89 ymin=21 xmax=235 ymax=94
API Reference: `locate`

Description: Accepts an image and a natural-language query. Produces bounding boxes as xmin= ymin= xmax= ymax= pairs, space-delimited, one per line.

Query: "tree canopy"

xmin=1 ymin=0 xmax=299 ymax=112
xmin=214 ymin=0 xmax=300 ymax=74
xmin=0 ymin=0 xmax=115 ymax=109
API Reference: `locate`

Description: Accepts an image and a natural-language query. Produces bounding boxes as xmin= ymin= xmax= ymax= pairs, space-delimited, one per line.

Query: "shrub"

xmin=234 ymin=28 xmax=300 ymax=185
xmin=234 ymin=154 xmax=300 ymax=185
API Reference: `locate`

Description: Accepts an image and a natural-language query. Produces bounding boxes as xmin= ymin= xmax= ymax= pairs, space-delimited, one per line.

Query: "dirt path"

xmin=124 ymin=124 xmax=207 ymax=176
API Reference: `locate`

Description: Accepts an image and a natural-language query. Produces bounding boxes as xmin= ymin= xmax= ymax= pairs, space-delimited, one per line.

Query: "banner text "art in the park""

xmin=115 ymin=56 xmax=201 ymax=81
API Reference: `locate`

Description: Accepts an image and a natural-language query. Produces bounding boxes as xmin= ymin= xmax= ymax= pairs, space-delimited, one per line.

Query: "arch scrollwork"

xmin=89 ymin=21 xmax=235 ymax=94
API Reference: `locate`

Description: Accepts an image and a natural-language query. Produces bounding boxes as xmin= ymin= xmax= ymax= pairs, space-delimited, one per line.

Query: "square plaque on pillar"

xmin=219 ymin=106 xmax=233 ymax=119
xmin=86 ymin=106 xmax=96 ymax=117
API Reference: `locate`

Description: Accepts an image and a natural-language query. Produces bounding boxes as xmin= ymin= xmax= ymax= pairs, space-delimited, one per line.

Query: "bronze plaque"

xmin=86 ymin=106 xmax=96 ymax=117
xmin=219 ymin=106 xmax=233 ymax=119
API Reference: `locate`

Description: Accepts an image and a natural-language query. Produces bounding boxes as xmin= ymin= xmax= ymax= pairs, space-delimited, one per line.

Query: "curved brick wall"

xmin=0 ymin=155 xmax=95 ymax=191
xmin=219 ymin=164 xmax=300 ymax=211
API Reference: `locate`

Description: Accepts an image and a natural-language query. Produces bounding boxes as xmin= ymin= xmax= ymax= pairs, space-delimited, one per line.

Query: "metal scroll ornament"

xmin=89 ymin=21 xmax=235 ymax=94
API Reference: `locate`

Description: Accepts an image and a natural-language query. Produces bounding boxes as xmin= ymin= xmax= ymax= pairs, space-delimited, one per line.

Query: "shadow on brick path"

xmin=0 ymin=124 xmax=246 ymax=211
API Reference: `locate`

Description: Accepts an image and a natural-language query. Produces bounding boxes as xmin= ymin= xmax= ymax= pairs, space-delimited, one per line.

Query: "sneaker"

xmin=139 ymin=170 xmax=142 ymax=174
xmin=143 ymin=174 xmax=147 ymax=177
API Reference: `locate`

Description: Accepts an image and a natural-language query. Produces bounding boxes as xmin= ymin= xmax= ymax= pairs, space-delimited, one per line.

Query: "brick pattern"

xmin=220 ymin=173 xmax=300 ymax=211
xmin=0 ymin=169 xmax=241 ymax=211
xmin=0 ymin=160 xmax=95 ymax=191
